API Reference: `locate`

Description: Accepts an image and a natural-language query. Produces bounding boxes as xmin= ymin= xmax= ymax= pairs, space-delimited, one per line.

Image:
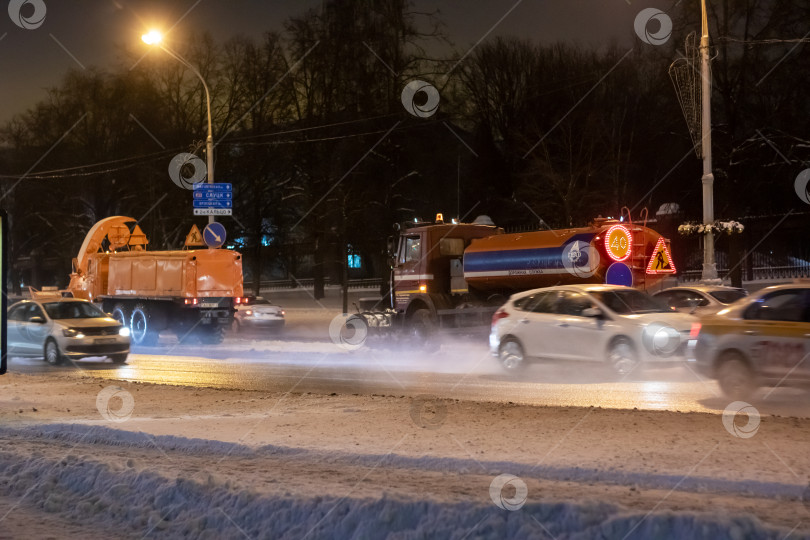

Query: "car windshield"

xmin=591 ymin=290 xmax=671 ymax=315
xmin=709 ymin=290 xmax=748 ymax=304
xmin=253 ymin=298 xmax=271 ymax=305
xmin=43 ymin=301 xmax=107 ymax=320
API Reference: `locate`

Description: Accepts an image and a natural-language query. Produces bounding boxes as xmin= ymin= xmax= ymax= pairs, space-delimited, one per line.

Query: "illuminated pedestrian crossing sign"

xmin=646 ymin=237 xmax=676 ymax=274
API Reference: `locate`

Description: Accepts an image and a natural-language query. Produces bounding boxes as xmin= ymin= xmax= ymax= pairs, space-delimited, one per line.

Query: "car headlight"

xmin=119 ymin=327 xmax=130 ymax=337
xmin=62 ymin=328 xmax=85 ymax=338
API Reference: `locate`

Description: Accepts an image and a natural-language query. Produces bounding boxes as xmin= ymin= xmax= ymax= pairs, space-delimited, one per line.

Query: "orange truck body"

xmin=68 ymin=216 xmax=244 ymax=345
xmin=71 ymin=249 xmax=243 ymax=301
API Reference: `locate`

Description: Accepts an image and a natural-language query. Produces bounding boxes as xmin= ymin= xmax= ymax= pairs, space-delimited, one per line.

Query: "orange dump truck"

xmin=68 ymin=216 xmax=244 ymax=345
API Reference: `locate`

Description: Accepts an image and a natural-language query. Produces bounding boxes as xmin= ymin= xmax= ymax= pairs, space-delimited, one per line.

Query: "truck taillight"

xmin=689 ymin=322 xmax=701 ymax=339
xmin=184 ymin=298 xmax=198 ymax=305
xmin=492 ymin=309 xmax=509 ymax=326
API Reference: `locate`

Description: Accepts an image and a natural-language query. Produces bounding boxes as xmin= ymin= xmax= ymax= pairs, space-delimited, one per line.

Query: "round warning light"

xmin=604 ymin=224 xmax=632 ymax=262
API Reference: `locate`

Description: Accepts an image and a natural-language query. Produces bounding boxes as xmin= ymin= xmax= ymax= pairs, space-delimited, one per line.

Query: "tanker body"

xmin=68 ymin=216 xmax=244 ymax=345
xmin=360 ymin=215 xmax=675 ymax=335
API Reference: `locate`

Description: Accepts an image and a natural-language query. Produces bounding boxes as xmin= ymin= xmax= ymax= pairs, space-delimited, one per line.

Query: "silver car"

xmin=652 ymin=286 xmax=748 ymax=316
xmin=490 ymin=284 xmax=698 ymax=374
xmin=233 ymin=296 xmax=285 ymax=332
xmin=8 ymin=298 xmax=130 ymax=365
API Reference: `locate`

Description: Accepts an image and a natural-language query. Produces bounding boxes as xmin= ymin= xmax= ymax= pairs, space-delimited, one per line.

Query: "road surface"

xmin=9 ymin=333 xmax=810 ymax=418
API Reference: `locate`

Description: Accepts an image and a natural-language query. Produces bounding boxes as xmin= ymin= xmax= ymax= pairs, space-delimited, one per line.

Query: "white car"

xmin=8 ymin=298 xmax=130 ymax=365
xmin=490 ymin=284 xmax=698 ymax=374
xmin=652 ymin=286 xmax=748 ymax=315
xmin=233 ymin=296 xmax=285 ymax=332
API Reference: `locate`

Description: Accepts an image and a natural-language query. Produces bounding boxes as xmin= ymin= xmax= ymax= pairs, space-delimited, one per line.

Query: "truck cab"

xmin=392 ymin=216 xmax=502 ymax=318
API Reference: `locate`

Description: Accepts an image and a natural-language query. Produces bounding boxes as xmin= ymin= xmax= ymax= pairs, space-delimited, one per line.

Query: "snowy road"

xmin=9 ymin=334 xmax=810 ymax=418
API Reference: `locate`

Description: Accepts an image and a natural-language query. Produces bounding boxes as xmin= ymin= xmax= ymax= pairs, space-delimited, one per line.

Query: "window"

xmin=668 ymin=290 xmax=709 ymax=309
xmin=8 ymin=304 xmax=27 ymax=321
xmin=591 ymin=290 xmax=670 ymax=315
xmin=347 ymin=245 xmax=362 ymax=269
xmin=400 ymin=236 xmax=421 ymax=264
xmin=555 ymin=291 xmax=595 ymax=317
xmin=43 ymin=301 xmax=106 ymax=320
xmin=25 ymin=304 xmax=46 ymax=322
xmin=528 ymin=292 xmax=558 ymax=314
xmin=744 ymin=290 xmax=805 ymax=322
xmin=439 ymin=238 xmax=464 ymax=257
xmin=709 ymin=289 xmax=747 ymax=305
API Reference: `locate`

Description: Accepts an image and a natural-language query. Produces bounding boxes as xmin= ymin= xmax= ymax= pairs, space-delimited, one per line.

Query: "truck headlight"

xmin=63 ymin=328 xmax=84 ymax=338
xmin=119 ymin=327 xmax=131 ymax=337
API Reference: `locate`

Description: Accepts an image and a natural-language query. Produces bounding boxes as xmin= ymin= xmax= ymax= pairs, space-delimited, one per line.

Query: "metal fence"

xmin=257 ymin=277 xmax=383 ymax=291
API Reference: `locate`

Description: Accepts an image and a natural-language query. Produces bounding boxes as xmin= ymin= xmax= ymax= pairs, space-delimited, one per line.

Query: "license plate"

xmin=200 ymin=303 xmax=219 ymax=308
xmin=95 ymin=338 xmax=117 ymax=345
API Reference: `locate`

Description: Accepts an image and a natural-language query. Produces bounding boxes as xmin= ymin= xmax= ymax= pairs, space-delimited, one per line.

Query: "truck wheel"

xmin=198 ymin=325 xmax=225 ymax=345
xmin=409 ymin=308 xmax=437 ymax=348
xmin=111 ymin=303 xmax=129 ymax=328
xmin=607 ymin=337 xmax=638 ymax=376
xmin=44 ymin=339 xmax=64 ymax=366
xmin=130 ymin=304 xmax=159 ymax=346
xmin=717 ymin=353 xmax=757 ymax=399
xmin=498 ymin=339 xmax=526 ymax=372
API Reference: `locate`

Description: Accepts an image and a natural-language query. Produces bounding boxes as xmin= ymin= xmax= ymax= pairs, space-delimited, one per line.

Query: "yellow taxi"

xmin=687 ymin=283 xmax=810 ymax=398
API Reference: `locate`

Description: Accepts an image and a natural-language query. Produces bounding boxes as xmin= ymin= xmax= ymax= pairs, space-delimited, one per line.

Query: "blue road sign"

xmin=193 ymin=200 xmax=232 ymax=208
xmin=605 ymin=262 xmax=633 ymax=287
xmin=203 ymin=222 xmax=227 ymax=249
xmin=193 ymin=183 xmax=232 ymax=191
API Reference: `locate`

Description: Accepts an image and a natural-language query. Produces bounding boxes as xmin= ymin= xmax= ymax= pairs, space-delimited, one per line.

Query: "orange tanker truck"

xmin=68 ymin=216 xmax=244 ymax=346
xmin=360 ymin=212 xmax=676 ymax=334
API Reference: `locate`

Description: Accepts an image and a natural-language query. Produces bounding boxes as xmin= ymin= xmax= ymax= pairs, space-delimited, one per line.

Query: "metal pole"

xmin=160 ymin=44 xmax=215 ymax=224
xmin=700 ymin=0 xmax=717 ymax=281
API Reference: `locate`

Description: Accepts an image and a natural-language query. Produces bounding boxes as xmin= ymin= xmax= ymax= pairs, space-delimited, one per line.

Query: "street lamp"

xmin=142 ymin=30 xmax=215 ymax=224
xmin=698 ymin=0 xmax=717 ymax=281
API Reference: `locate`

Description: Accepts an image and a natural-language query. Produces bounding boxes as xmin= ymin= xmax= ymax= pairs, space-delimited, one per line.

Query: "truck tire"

xmin=44 ymin=339 xmax=64 ymax=366
xmin=111 ymin=303 xmax=129 ymax=328
xmin=130 ymin=303 xmax=159 ymax=346
xmin=198 ymin=325 xmax=225 ymax=345
xmin=409 ymin=308 xmax=437 ymax=350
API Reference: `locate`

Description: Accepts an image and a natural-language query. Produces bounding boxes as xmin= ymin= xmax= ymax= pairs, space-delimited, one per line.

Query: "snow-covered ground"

xmin=1 ymin=372 xmax=808 ymax=539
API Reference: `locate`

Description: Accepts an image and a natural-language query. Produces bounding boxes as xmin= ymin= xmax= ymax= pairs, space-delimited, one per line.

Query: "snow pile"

xmin=1 ymin=424 xmax=804 ymax=501
xmin=0 ymin=447 xmax=798 ymax=540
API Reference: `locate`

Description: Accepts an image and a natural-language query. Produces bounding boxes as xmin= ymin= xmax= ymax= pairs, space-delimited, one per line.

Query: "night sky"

xmin=0 ymin=0 xmax=670 ymax=123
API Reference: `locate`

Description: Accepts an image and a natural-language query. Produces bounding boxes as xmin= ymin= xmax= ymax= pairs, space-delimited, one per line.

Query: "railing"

xmin=256 ymin=278 xmax=383 ymax=291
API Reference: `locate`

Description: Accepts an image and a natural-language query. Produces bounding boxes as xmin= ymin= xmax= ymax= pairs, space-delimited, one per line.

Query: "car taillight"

xmin=492 ymin=309 xmax=509 ymax=326
xmin=689 ymin=322 xmax=701 ymax=339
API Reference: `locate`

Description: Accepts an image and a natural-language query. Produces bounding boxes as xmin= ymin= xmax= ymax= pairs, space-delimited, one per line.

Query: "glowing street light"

xmin=142 ymin=29 xmax=215 ymax=223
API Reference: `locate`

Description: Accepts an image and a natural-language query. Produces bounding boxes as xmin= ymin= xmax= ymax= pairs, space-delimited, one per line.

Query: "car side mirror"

xmin=582 ymin=307 xmax=602 ymax=318
xmin=29 ymin=316 xmax=45 ymax=324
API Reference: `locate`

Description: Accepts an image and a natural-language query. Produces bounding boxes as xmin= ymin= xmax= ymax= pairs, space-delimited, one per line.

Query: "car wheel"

xmin=130 ymin=304 xmax=159 ymax=346
xmin=44 ymin=339 xmax=64 ymax=366
xmin=716 ymin=353 xmax=757 ymax=399
xmin=607 ymin=338 xmax=639 ymax=376
xmin=498 ymin=339 xmax=526 ymax=372
xmin=110 ymin=353 xmax=128 ymax=365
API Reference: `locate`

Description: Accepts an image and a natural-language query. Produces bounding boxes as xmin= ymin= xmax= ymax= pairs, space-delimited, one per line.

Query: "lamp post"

xmin=699 ymin=0 xmax=717 ymax=281
xmin=142 ymin=30 xmax=215 ymax=224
